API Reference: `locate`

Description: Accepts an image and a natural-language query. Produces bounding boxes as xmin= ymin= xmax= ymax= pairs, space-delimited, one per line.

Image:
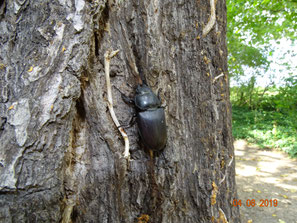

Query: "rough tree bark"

xmin=0 ymin=0 xmax=240 ymax=222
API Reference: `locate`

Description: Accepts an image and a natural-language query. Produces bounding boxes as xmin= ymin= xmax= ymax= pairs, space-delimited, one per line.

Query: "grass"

xmin=232 ymin=106 xmax=297 ymax=157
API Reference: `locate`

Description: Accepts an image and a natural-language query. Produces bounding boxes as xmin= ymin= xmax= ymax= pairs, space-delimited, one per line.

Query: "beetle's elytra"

xmin=134 ymin=84 xmax=167 ymax=151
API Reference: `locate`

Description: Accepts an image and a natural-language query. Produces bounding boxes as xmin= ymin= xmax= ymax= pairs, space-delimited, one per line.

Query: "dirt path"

xmin=234 ymin=140 xmax=297 ymax=223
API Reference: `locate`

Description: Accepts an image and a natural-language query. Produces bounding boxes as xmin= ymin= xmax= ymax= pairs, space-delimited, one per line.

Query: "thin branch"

xmin=213 ymin=73 xmax=224 ymax=83
xmin=219 ymin=174 xmax=226 ymax=185
xmin=228 ymin=155 xmax=234 ymax=167
xmin=219 ymin=156 xmax=234 ymax=185
xmin=203 ymin=0 xmax=216 ymax=37
xmin=104 ymin=50 xmax=130 ymax=159
xmin=219 ymin=208 xmax=229 ymax=223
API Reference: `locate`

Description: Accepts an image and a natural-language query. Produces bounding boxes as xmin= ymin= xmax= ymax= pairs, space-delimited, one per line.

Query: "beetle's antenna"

xmin=136 ymin=73 xmax=143 ymax=86
xmin=138 ymin=72 xmax=147 ymax=86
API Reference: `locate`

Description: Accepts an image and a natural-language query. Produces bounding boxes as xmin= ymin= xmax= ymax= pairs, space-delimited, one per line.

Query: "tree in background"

xmin=227 ymin=0 xmax=297 ymax=82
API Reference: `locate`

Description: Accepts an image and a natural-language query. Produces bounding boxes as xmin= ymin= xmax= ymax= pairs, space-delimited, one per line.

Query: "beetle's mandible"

xmin=134 ymin=84 xmax=167 ymax=152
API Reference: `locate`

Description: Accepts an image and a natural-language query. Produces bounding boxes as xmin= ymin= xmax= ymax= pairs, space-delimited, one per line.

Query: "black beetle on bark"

xmin=134 ymin=84 xmax=167 ymax=152
xmin=117 ymin=81 xmax=167 ymax=156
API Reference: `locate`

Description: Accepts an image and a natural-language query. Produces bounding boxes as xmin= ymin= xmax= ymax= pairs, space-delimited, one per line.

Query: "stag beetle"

xmin=134 ymin=84 xmax=167 ymax=152
xmin=119 ymin=84 xmax=167 ymax=152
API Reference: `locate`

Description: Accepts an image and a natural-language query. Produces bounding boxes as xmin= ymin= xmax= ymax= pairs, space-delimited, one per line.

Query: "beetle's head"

xmin=135 ymin=84 xmax=161 ymax=110
xmin=135 ymin=84 xmax=152 ymax=96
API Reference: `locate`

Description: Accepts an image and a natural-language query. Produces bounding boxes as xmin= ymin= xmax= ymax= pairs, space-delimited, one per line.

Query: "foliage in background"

xmin=228 ymin=0 xmax=297 ymax=157
xmin=227 ymin=0 xmax=297 ymax=79
xmin=231 ymin=76 xmax=297 ymax=110
xmin=232 ymin=106 xmax=297 ymax=157
xmin=231 ymin=76 xmax=297 ymax=157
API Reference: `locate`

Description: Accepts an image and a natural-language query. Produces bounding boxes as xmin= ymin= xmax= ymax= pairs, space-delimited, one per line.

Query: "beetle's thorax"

xmin=135 ymin=85 xmax=161 ymax=110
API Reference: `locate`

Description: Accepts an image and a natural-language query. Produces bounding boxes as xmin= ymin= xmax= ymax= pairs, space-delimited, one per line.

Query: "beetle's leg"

xmin=128 ymin=113 xmax=137 ymax=125
xmin=149 ymin=149 xmax=154 ymax=159
xmin=122 ymin=94 xmax=135 ymax=105
xmin=114 ymin=86 xmax=135 ymax=105
xmin=160 ymin=151 xmax=169 ymax=163
xmin=118 ymin=113 xmax=136 ymax=128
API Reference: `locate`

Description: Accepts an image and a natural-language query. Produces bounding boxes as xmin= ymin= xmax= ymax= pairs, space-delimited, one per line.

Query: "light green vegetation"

xmin=231 ymin=79 xmax=297 ymax=157
xmin=227 ymin=0 xmax=297 ymax=156
xmin=227 ymin=0 xmax=297 ymax=78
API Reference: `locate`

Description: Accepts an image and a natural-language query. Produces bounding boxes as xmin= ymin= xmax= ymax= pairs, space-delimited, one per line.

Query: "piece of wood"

xmin=104 ymin=50 xmax=130 ymax=159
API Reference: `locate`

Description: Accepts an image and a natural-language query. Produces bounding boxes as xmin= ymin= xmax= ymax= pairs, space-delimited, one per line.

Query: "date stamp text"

xmin=233 ymin=199 xmax=278 ymax=207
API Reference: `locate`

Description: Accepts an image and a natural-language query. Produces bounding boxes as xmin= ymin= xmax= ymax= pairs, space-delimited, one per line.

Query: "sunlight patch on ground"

xmin=235 ymin=139 xmax=297 ymax=223
xmin=235 ymin=140 xmax=297 ymax=191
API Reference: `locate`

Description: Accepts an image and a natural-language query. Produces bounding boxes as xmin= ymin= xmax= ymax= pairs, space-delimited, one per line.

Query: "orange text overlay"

xmin=233 ymin=199 xmax=278 ymax=207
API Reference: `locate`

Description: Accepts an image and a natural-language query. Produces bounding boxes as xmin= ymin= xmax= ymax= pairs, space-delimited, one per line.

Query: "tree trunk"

xmin=0 ymin=0 xmax=240 ymax=222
